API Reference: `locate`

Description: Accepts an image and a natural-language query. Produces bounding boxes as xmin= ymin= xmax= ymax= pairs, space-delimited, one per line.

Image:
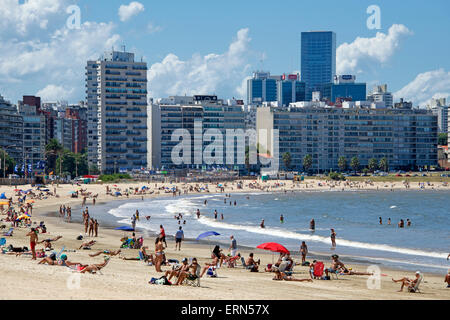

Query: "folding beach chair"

xmin=2 ymin=228 xmax=13 ymax=237
xmin=311 ymin=261 xmax=324 ymax=279
xmin=184 ymin=265 xmax=201 ymax=287
xmin=408 ymin=275 xmax=423 ymax=293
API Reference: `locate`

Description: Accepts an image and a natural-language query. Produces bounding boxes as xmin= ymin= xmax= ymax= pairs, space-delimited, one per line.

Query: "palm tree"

xmin=338 ymin=156 xmax=347 ymax=172
xmin=282 ymin=152 xmax=292 ymax=171
xmin=45 ymin=139 xmax=64 ymax=176
xmin=303 ymin=154 xmax=313 ymax=173
xmin=368 ymin=158 xmax=378 ymax=173
xmin=350 ymin=156 xmax=360 ymax=174
xmin=379 ymin=157 xmax=389 ymax=172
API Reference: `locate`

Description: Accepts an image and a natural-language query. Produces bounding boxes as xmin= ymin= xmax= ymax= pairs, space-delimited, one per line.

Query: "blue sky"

xmin=0 ymin=0 xmax=449 ymax=106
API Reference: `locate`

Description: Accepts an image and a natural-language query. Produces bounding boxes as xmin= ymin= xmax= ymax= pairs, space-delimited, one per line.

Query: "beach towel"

xmin=0 ymin=238 xmax=6 ymax=246
xmin=3 ymin=228 xmax=13 ymax=237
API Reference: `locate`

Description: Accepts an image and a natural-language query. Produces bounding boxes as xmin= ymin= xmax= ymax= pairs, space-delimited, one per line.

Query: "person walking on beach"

xmin=94 ymin=219 xmax=99 ymax=237
xmin=330 ymin=229 xmax=336 ymax=249
xmin=310 ymin=218 xmax=315 ymax=231
xmin=175 ymin=226 xmax=184 ymax=251
xmin=300 ymin=241 xmax=308 ymax=264
xmin=84 ymin=215 xmax=89 ymax=234
xmin=159 ymin=225 xmax=167 ymax=248
xmin=27 ymin=228 xmax=38 ymax=260
xmin=88 ymin=218 xmax=95 ymax=237
xmin=131 ymin=214 xmax=136 ymax=230
xmin=229 ymin=235 xmax=237 ymax=257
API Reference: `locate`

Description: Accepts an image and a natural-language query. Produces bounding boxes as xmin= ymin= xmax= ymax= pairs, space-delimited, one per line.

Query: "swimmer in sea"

xmin=310 ymin=218 xmax=315 ymax=231
xmin=379 ymin=217 xmax=382 ymax=225
xmin=260 ymin=219 xmax=265 ymax=228
xmin=388 ymin=218 xmax=391 ymax=225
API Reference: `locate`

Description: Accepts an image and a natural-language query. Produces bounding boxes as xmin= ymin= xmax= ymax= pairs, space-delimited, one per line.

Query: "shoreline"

xmin=1 ymin=180 xmax=449 ymax=300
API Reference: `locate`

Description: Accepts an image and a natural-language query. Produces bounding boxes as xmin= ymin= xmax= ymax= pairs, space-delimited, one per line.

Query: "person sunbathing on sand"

xmin=272 ymin=270 xmax=313 ymax=282
xmin=392 ymin=271 xmax=422 ymax=292
xmin=38 ymin=254 xmax=85 ymax=267
xmin=175 ymin=258 xmax=199 ymax=285
xmin=121 ymin=247 xmax=153 ymax=264
xmin=38 ymin=236 xmax=62 ymax=250
xmin=78 ymin=240 xmax=96 ymax=250
xmin=89 ymin=249 xmax=121 ymax=257
xmin=200 ymin=254 xmax=219 ymax=277
xmin=339 ymin=267 xmax=373 ymax=276
xmin=165 ymin=258 xmax=189 ymax=281
xmin=79 ymin=257 xmax=110 ymax=274
xmin=325 ymin=254 xmax=345 ymax=278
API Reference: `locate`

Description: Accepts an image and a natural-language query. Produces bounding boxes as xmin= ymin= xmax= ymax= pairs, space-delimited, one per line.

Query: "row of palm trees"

xmin=282 ymin=152 xmax=389 ymax=173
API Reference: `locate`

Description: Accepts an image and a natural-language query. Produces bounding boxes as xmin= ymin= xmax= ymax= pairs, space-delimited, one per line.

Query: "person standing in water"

xmin=196 ymin=209 xmax=200 ymax=219
xmin=388 ymin=218 xmax=391 ymax=225
xmin=406 ymin=219 xmax=411 ymax=227
xmin=330 ymin=229 xmax=336 ymax=249
xmin=310 ymin=219 xmax=315 ymax=231
xmin=260 ymin=219 xmax=265 ymax=228
xmin=379 ymin=217 xmax=383 ymax=225
xmin=280 ymin=214 xmax=284 ymax=224
xmin=135 ymin=210 xmax=140 ymax=221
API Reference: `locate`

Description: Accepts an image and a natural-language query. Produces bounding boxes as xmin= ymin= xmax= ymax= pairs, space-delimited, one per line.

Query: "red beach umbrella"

xmin=256 ymin=242 xmax=290 ymax=255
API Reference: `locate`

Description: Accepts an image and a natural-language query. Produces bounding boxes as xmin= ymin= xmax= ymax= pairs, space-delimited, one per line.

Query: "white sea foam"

xmin=196 ymin=216 xmax=448 ymax=259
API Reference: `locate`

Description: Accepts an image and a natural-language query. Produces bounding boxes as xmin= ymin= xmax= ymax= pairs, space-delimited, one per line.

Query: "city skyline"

xmin=0 ymin=0 xmax=449 ymax=107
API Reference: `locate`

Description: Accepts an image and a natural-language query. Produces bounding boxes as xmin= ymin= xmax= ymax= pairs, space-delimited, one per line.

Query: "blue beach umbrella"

xmin=196 ymin=231 xmax=220 ymax=252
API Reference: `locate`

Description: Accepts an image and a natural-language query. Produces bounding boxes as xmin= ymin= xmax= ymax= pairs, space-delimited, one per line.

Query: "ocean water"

xmin=86 ymin=190 xmax=450 ymax=274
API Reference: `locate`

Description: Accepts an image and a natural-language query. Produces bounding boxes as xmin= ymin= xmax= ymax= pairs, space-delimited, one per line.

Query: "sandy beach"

xmin=0 ymin=179 xmax=449 ymax=300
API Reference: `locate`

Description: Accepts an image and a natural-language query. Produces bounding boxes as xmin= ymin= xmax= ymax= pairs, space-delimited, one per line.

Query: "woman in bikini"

xmin=175 ymin=258 xmax=200 ymax=285
xmin=154 ymin=237 xmax=164 ymax=272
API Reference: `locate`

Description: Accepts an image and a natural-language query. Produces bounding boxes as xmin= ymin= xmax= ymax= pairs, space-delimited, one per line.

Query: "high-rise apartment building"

xmin=428 ymin=98 xmax=448 ymax=134
xmin=86 ymin=50 xmax=148 ymax=173
xmin=257 ymin=103 xmax=437 ymax=172
xmin=0 ymin=95 xmax=23 ymax=166
xmin=301 ymin=31 xmax=336 ymax=101
xmin=149 ymin=95 xmax=246 ymax=170
xmin=367 ymin=84 xmax=394 ymax=108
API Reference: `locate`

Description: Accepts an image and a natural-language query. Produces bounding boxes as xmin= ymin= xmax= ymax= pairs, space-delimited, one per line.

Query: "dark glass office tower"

xmin=301 ymin=31 xmax=336 ymax=100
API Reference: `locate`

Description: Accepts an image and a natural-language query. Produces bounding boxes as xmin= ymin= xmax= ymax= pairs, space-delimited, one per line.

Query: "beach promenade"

xmin=0 ymin=179 xmax=449 ymax=300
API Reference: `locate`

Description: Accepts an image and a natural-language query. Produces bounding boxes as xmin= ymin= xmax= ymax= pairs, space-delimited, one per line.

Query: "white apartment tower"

xmin=86 ymin=50 xmax=148 ymax=173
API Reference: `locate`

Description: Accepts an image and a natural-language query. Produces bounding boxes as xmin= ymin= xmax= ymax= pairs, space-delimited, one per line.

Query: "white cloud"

xmin=147 ymin=22 xmax=163 ymax=34
xmin=0 ymin=21 xmax=120 ymax=102
xmin=147 ymin=28 xmax=252 ymax=99
xmin=0 ymin=0 xmax=65 ymax=37
xmin=36 ymin=84 xmax=74 ymax=101
xmin=394 ymin=69 xmax=450 ymax=107
xmin=118 ymin=1 xmax=145 ymax=22
xmin=337 ymin=24 xmax=412 ymax=74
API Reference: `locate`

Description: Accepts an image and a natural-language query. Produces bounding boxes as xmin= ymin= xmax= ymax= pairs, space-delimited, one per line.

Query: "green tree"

xmin=368 ymin=158 xmax=378 ymax=172
xmin=303 ymin=154 xmax=313 ymax=173
xmin=438 ymin=133 xmax=448 ymax=145
xmin=0 ymin=149 xmax=16 ymax=177
xmin=55 ymin=151 xmax=88 ymax=178
xmin=282 ymin=152 xmax=292 ymax=170
xmin=89 ymin=165 xmax=100 ymax=175
xmin=379 ymin=157 xmax=389 ymax=172
xmin=350 ymin=156 xmax=360 ymax=173
xmin=45 ymin=138 xmax=64 ymax=174
xmin=338 ymin=156 xmax=347 ymax=172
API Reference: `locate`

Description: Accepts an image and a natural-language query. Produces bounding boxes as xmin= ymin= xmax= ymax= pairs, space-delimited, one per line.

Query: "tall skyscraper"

xmin=86 ymin=49 xmax=148 ymax=173
xmin=301 ymin=31 xmax=336 ymax=100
